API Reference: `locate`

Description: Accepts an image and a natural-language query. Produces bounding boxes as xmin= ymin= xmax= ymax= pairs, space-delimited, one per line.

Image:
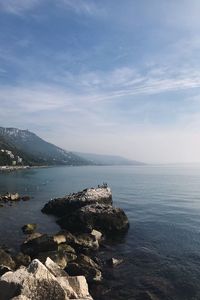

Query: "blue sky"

xmin=1 ymin=0 xmax=200 ymax=163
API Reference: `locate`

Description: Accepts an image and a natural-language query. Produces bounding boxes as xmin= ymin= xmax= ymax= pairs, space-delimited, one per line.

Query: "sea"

xmin=0 ymin=165 xmax=200 ymax=300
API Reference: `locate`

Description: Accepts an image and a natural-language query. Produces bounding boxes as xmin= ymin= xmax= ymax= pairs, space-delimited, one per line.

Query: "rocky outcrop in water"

xmin=42 ymin=186 xmax=129 ymax=236
xmin=0 ymin=193 xmax=30 ymax=203
xmin=0 ymin=185 xmax=129 ymax=299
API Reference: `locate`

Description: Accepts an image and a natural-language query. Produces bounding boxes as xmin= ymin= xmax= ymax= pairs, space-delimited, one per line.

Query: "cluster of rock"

xmin=0 ymin=185 xmax=129 ymax=299
xmin=0 ymin=193 xmax=30 ymax=202
xmin=42 ymin=186 xmax=129 ymax=235
xmin=0 ymin=257 xmax=93 ymax=300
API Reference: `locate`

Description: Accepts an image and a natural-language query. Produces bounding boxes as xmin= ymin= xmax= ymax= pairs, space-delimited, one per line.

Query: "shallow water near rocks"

xmin=0 ymin=165 xmax=200 ymax=299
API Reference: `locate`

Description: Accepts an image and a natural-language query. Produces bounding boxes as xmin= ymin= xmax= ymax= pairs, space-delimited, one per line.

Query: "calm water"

xmin=1 ymin=165 xmax=200 ymax=299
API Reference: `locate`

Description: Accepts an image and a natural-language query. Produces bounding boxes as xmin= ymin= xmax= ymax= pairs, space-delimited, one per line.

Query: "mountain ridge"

xmin=0 ymin=127 xmax=145 ymax=166
xmin=0 ymin=127 xmax=89 ymax=166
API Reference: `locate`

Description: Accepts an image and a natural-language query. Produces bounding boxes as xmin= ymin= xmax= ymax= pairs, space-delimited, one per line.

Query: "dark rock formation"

xmin=66 ymin=254 xmax=102 ymax=283
xmin=57 ymin=204 xmax=129 ymax=235
xmin=42 ymin=186 xmax=129 ymax=237
xmin=21 ymin=234 xmax=57 ymax=257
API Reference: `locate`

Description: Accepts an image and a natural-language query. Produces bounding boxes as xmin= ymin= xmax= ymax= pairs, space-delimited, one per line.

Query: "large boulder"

xmin=42 ymin=186 xmax=112 ymax=217
xmin=0 ymin=260 xmax=67 ymax=300
xmin=57 ymin=204 xmax=129 ymax=235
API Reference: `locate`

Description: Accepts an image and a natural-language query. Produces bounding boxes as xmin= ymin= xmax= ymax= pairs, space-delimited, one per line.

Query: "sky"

xmin=1 ymin=0 xmax=200 ymax=163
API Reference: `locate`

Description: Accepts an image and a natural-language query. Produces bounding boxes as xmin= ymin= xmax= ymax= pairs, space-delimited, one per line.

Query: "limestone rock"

xmin=45 ymin=257 xmax=68 ymax=277
xmin=0 ymin=260 xmax=67 ymax=300
xmin=0 ymin=258 xmax=93 ymax=300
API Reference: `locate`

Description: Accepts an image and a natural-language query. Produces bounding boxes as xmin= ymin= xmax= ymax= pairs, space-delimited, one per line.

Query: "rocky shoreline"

xmin=0 ymin=185 xmax=129 ymax=299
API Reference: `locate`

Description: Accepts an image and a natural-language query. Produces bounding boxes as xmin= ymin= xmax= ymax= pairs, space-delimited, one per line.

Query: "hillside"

xmin=74 ymin=152 xmax=145 ymax=166
xmin=0 ymin=127 xmax=90 ymax=166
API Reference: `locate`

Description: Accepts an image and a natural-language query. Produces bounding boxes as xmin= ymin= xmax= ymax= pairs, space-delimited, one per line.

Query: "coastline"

xmin=0 ymin=165 xmax=51 ymax=172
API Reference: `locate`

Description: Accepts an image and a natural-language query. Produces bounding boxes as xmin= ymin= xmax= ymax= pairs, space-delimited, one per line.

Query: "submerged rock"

xmin=42 ymin=186 xmax=112 ymax=217
xmin=57 ymin=204 xmax=129 ymax=235
xmin=106 ymin=257 xmax=124 ymax=267
xmin=21 ymin=234 xmax=57 ymax=257
xmin=22 ymin=224 xmax=37 ymax=235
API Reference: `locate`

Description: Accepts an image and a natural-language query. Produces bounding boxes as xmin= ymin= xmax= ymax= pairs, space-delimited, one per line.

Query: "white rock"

xmin=53 ymin=234 xmax=67 ymax=244
xmin=0 ymin=258 xmax=93 ymax=300
xmin=68 ymin=276 xmax=92 ymax=299
xmin=0 ymin=260 xmax=68 ymax=300
xmin=45 ymin=257 xmax=67 ymax=277
xmin=91 ymin=229 xmax=102 ymax=241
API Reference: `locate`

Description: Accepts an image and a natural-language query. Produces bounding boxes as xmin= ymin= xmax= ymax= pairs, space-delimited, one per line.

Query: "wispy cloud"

xmin=0 ymin=0 xmax=40 ymax=15
xmin=60 ymin=0 xmax=103 ymax=16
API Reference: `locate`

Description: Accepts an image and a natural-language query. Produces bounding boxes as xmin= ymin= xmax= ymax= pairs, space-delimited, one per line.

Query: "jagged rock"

xmin=107 ymin=257 xmax=124 ymax=267
xmin=42 ymin=186 xmax=112 ymax=217
xmin=13 ymin=253 xmax=31 ymax=268
xmin=21 ymin=234 xmax=57 ymax=257
xmin=67 ymin=276 xmax=92 ymax=299
xmin=44 ymin=258 xmax=78 ymax=299
xmin=66 ymin=254 xmax=102 ymax=282
xmin=45 ymin=257 xmax=68 ymax=277
xmin=0 ymin=249 xmax=15 ymax=270
xmin=57 ymin=204 xmax=129 ymax=235
xmin=0 ymin=258 xmax=93 ymax=300
xmin=0 ymin=260 xmax=67 ymax=300
xmin=21 ymin=224 xmax=37 ymax=235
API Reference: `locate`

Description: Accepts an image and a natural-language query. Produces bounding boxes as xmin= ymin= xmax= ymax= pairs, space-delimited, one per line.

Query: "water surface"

xmin=0 ymin=165 xmax=200 ymax=299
